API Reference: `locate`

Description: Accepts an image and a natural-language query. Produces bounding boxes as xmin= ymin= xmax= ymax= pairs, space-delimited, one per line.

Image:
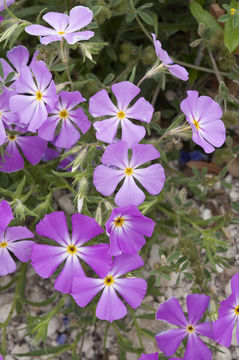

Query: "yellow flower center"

xmin=193 ymin=119 xmax=200 ymax=130
xmin=8 ymin=135 xmax=16 ymax=141
xmin=59 ymin=109 xmax=69 ymax=120
xmin=67 ymin=244 xmax=77 ymax=255
xmin=104 ymin=275 xmax=114 ymax=286
xmin=0 ymin=241 xmax=7 ymax=248
xmin=35 ymin=91 xmax=43 ymax=101
xmin=187 ymin=325 xmax=194 ymax=333
xmin=0 ymin=112 xmax=2 ymax=118
xmin=234 ymin=305 xmax=239 ymax=316
xmin=58 ymin=31 xmax=65 ymax=35
xmin=230 ymin=8 xmax=236 ymax=15
xmin=114 ymin=216 xmax=125 ymax=227
xmin=125 ymin=167 xmax=133 ymax=176
xmin=117 ymin=110 xmax=125 ymax=120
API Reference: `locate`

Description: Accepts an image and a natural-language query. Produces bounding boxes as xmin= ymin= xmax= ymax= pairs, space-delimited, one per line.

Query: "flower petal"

xmin=133 ymin=164 xmax=165 ymax=195
xmin=195 ymin=322 xmax=214 ymax=339
xmin=9 ymin=95 xmax=37 ymax=127
xmin=5 ymin=226 xmax=33 ymax=242
xmin=130 ymin=144 xmax=160 ymax=168
xmin=42 ymin=12 xmax=69 ymax=32
xmin=168 ymin=64 xmax=188 ymax=81
xmin=54 ymin=255 xmax=85 ymax=294
xmin=0 ymin=248 xmax=16 ymax=276
xmin=199 ymin=120 xmax=226 ymax=148
xmin=55 ymin=120 xmax=80 ymax=149
xmin=40 ymin=35 xmax=63 ymax=44
xmin=69 ymin=108 xmax=91 ymax=134
xmin=186 ymin=294 xmax=210 ymax=325
xmin=31 ymin=61 xmax=52 ymax=92
xmin=115 ymin=176 xmax=145 ymax=207
xmin=0 ymin=141 xmax=24 ymax=173
xmin=93 ymin=165 xmax=124 ymax=197
xmin=67 ymin=6 xmax=93 ymax=32
xmin=0 ymin=200 xmax=13 ymax=232
xmin=184 ymin=333 xmax=212 ymax=360
xmin=111 ymin=253 xmax=144 ymax=277
xmin=155 ymin=328 xmax=187 ymax=356
xmin=38 ymin=115 xmax=59 ymax=141
xmin=111 ymin=81 xmax=140 ymax=110
xmin=25 ymin=24 xmax=57 ymax=36
xmin=126 ymin=97 xmax=154 ymax=123
xmin=89 ymin=89 xmax=118 ymax=117
xmin=192 ymin=130 xmax=215 ymax=154
xmin=93 ymin=117 xmax=120 ymax=144
xmin=231 ymin=273 xmax=239 ymax=301
xmin=101 ymin=141 xmax=128 ymax=168
xmin=63 ymin=31 xmax=94 ymax=44
xmin=7 ymin=45 xmax=29 ymax=73
xmin=156 ymin=297 xmax=187 ymax=327
xmin=36 ymin=211 xmax=71 ymax=246
xmin=96 ymin=286 xmax=127 ymax=322
xmin=71 ymin=213 xmax=104 ymax=246
xmin=72 ymin=276 xmax=104 ymax=306
xmin=114 ymin=278 xmax=147 ymax=308
xmin=121 ymin=117 xmax=146 ymax=148
xmin=78 ymin=244 xmax=112 ymax=278
xmin=31 ymin=244 xmax=67 ymax=278
xmin=213 ymin=315 xmax=235 ymax=347
xmin=8 ymin=240 xmax=34 ymax=262
xmin=16 ymin=136 xmax=47 ymax=165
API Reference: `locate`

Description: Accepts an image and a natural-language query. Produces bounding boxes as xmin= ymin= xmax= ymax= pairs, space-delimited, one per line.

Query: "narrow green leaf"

xmin=14 ymin=344 xmax=72 ymax=357
xmin=190 ymin=1 xmax=222 ymax=33
xmin=224 ymin=18 xmax=239 ymax=52
xmin=138 ymin=11 xmax=154 ymax=26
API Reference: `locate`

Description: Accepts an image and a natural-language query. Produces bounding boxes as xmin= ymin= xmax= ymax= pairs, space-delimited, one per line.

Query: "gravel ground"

xmin=0 ymin=173 xmax=239 ymax=360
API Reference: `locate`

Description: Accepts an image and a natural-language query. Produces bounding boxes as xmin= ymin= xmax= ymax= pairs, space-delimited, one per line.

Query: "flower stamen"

xmin=8 ymin=135 xmax=16 ymax=141
xmin=59 ymin=109 xmax=69 ymax=120
xmin=117 ymin=110 xmax=125 ymax=120
xmin=125 ymin=167 xmax=133 ymax=176
xmin=0 ymin=241 xmax=7 ymax=248
xmin=230 ymin=8 xmax=236 ymax=15
xmin=114 ymin=216 xmax=125 ymax=227
xmin=234 ymin=305 xmax=239 ymax=316
xmin=104 ymin=275 xmax=114 ymax=286
xmin=35 ymin=91 xmax=43 ymax=101
xmin=67 ymin=244 xmax=77 ymax=255
xmin=58 ymin=31 xmax=65 ymax=35
xmin=193 ymin=119 xmax=200 ymax=130
xmin=187 ymin=325 xmax=195 ymax=333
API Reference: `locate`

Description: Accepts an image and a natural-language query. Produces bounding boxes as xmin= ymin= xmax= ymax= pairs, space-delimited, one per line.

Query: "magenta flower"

xmin=0 ymin=128 xmax=47 ymax=173
xmin=89 ymin=81 xmax=154 ymax=147
xmin=213 ymin=273 xmax=239 ymax=346
xmin=180 ymin=90 xmax=225 ymax=153
xmin=138 ymin=353 xmax=158 ymax=360
xmin=93 ymin=141 xmax=165 ymax=207
xmin=105 ymin=205 xmax=155 ymax=255
xmin=38 ymin=91 xmax=91 ymax=149
xmin=72 ymin=253 xmax=147 ymax=322
xmin=0 ymin=0 xmax=15 ymax=12
xmin=25 ymin=6 xmax=94 ymax=45
xmin=31 ymin=212 xmax=112 ymax=294
xmin=0 ymin=89 xmax=18 ymax=145
xmin=155 ymin=295 xmax=213 ymax=360
xmin=152 ymin=33 xmax=188 ymax=81
xmin=9 ymin=61 xmax=56 ymax=132
xmin=0 ymin=354 xmax=3 ymax=360
xmin=0 ymin=200 xmax=34 ymax=276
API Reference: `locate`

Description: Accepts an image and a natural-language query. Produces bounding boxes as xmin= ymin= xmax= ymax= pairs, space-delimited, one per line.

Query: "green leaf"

xmin=190 ymin=1 xmax=222 ymax=33
xmin=128 ymin=66 xmax=136 ymax=83
xmin=4 ymin=71 xmax=15 ymax=84
xmin=138 ymin=11 xmax=154 ymax=26
xmin=224 ymin=17 xmax=239 ymax=52
xmin=0 ymin=62 xmax=4 ymax=80
xmin=14 ymin=344 xmax=72 ymax=357
xmin=103 ymin=73 xmax=115 ymax=85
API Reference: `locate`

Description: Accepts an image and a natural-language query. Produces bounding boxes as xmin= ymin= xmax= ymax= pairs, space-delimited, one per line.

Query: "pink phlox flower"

xmin=25 ymin=6 xmax=94 ymax=45
xmin=72 ymin=253 xmax=147 ymax=322
xmin=105 ymin=205 xmax=155 ymax=255
xmin=213 ymin=273 xmax=239 ymax=347
xmin=93 ymin=141 xmax=165 ymax=207
xmin=0 ymin=200 xmax=34 ymax=276
xmin=0 ymin=125 xmax=47 ymax=173
xmin=38 ymin=91 xmax=91 ymax=149
xmin=9 ymin=60 xmax=57 ymax=132
xmin=180 ymin=90 xmax=225 ymax=153
xmin=31 ymin=212 xmax=112 ymax=294
xmin=89 ymin=81 xmax=154 ymax=147
xmin=152 ymin=33 xmax=188 ymax=81
xmin=155 ymin=294 xmax=214 ymax=360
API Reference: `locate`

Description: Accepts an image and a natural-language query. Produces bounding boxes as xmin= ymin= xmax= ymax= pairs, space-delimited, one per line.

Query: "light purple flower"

xmin=105 ymin=205 xmax=155 ymax=255
xmin=38 ymin=91 xmax=91 ymax=149
xmin=0 ymin=128 xmax=47 ymax=173
xmin=31 ymin=212 xmax=112 ymax=294
xmin=89 ymin=81 xmax=154 ymax=147
xmin=93 ymin=141 xmax=165 ymax=207
xmin=180 ymin=90 xmax=225 ymax=153
xmin=152 ymin=33 xmax=188 ymax=81
xmin=0 ymin=354 xmax=3 ymax=360
xmin=0 ymin=200 xmax=34 ymax=276
xmin=0 ymin=89 xmax=18 ymax=145
xmin=213 ymin=273 xmax=239 ymax=347
xmin=138 ymin=353 xmax=158 ymax=360
xmin=25 ymin=6 xmax=94 ymax=45
xmin=0 ymin=0 xmax=15 ymax=12
xmin=155 ymin=295 xmax=213 ymax=360
xmin=9 ymin=60 xmax=56 ymax=132
xmin=72 ymin=253 xmax=147 ymax=322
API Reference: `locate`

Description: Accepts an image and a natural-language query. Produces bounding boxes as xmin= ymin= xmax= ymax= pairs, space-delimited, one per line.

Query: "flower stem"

xmin=60 ymin=40 xmax=72 ymax=86
xmin=128 ymin=307 xmax=144 ymax=349
xmin=129 ymin=0 xmax=152 ymax=42
xmin=3 ymin=0 xmax=18 ymax=20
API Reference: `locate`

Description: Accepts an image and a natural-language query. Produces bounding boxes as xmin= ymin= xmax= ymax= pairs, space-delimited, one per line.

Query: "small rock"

xmin=215 ymin=346 xmax=232 ymax=360
xmin=229 ymin=190 xmax=239 ymax=202
xmin=148 ymin=244 xmax=161 ymax=269
xmin=58 ymin=194 xmax=75 ymax=214
xmin=12 ymin=344 xmax=30 ymax=360
xmin=47 ymin=317 xmax=60 ymax=337
xmin=202 ymin=208 xmax=212 ymax=220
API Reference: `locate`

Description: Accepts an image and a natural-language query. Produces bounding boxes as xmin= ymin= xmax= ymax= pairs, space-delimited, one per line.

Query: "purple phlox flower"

xmin=0 ymin=200 xmax=34 ymax=276
xmin=180 ymin=90 xmax=225 ymax=154
xmin=155 ymin=294 xmax=214 ymax=360
xmin=31 ymin=212 xmax=112 ymax=294
xmin=152 ymin=34 xmax=188 ymax=81
xmin=0 ymin=354 xmax=3 ymax=360
xmin=0 ymin=0 xmax=15 ymax=12
xmin=138 ymin=353 xmax=158 ymax=360
xmin=25 ymin=6 xmax=94 ymax=45
xmin=9 ymin=60 xmax=56 ymax=132
xmin=93 ymin=141 xmax=165 ymax=207
xmin=0 ymin=89 xmax=18 ymax=145
xmin=0 ymin=125 xmax=47 ymax=173
xmin=38 ymin=91 xmax=91 ymax=149
xmin=72 ymin=253 xmax=147 ymax=322
xmin=0 ymin=45 xmax=38 ymax=85
xmin=41 ymin=145 xmax=60 ymax=163
xmin=213 ymin=272 xmax=239 ymax=347
xmin=89 ymin=81 xmax=154 ymax=148
xmin=105 ymin=205 xmax=155 ymax=255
